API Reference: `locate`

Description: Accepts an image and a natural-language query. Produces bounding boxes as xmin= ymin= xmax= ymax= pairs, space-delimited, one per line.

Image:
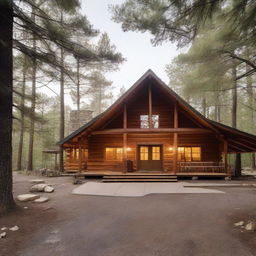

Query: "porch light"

xmin=127 ymin=147 xmax=132 ymax=151
xmin=169 ymin=147 xmax=173 ymax=151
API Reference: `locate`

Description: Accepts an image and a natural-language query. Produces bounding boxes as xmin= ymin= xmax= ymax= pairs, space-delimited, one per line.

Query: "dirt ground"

xmin=1 ymin=172 xmax=256 ymax=256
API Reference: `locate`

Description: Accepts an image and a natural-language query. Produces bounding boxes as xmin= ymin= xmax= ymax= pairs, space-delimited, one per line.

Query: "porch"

xmin=65 ymin=166 xmax=229 ymax=182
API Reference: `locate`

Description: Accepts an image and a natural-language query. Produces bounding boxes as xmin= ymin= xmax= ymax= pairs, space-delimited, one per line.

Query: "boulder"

xmin=17 ymin=194 xmax=40 ymax=202
xmin=33 ymin=197 xmax=49 ymax=203
xmin=234 ymin=221 xmax=244 ymax=227
xmin=44 ymin=186 xmax=54 ymax=193
xmin=30 ymin=179 xmax=45 ymax=184
xmin=1 ymin=227 xmax=7 ymax=231
xmin=0 ymin=232 xmax=6 ymax=238
xmin=30 ymin=183 xmax=47 ymax=192
xmin=9 ymin=226 xmax=19 ymax=232
xmin=245 ymin=221 xmax=256 ymax=231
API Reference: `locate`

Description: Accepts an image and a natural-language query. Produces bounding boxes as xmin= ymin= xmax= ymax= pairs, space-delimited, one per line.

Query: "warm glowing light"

xmin=169 ymin=147 xmax=173 ymax=151
xmin=127 ymin=147 xmax=132 ymax=151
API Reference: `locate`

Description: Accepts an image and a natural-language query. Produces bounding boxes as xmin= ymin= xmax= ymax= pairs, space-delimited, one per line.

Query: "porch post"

xmin=149 ymin=84 xmax=152 ymax=128
xmin=123 ymin=104 xmax=127 ymax=172
xmin=223 ymin=140 xmax=228 ymax=175
xmin=173 ymin=101 xmax=178 ymax=173
xmin=78 ymin=139 xmax=82 ymax=172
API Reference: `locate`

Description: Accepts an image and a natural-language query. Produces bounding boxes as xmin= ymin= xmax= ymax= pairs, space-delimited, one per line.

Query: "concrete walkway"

xmin=72 ymin=182 xmax=225 ymax=197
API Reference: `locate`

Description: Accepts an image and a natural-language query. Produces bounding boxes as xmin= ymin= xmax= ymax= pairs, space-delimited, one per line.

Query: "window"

xmin=140 ymin=115 xmax=159 ymax=128
xmin=178 ymin=147 xmax=201 ymax=161
xmin=105 ymin=147 xmax=123 ymax=161
xmin=140 ymin=146 xmax=149 ymax=160
xmin=152 ymin=146 xmax=160 ymax=160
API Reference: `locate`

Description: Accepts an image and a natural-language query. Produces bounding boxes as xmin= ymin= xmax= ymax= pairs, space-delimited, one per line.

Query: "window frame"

xmin=105 ymin=147 xmax=123 ymax=161
xmin=140 ymin=114 xmax=159 ymax=128
xmin=177 ymin=146 xmax=201 ymax=162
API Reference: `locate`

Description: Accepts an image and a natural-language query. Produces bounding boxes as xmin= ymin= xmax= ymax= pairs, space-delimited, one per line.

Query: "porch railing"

xmin=178 ymin=161 xmax=226 ymax=173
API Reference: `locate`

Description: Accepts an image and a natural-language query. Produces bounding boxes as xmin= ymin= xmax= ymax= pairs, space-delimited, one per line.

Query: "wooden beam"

xmin=149 ymin=84 xmax=152 ymax=128
xmin=123 ymin=133 xmax=127 ymax=173
xmin=123 ymin=103 xmax=127 ymax=129
xmin=228 ymin=139 xmax=256 ymax=151
xmin=91 ymin=128 xmax=213 ymax=135
xmin=173 ymin=133 xmax=178 ymax=173
xmin=78 ymin=140 xmax=82 ymax=172
xmin=174 ymin=100 xmax=178 ymax=128
xmin=223 ymin=140 xmax=228 ymax=174
xmin=236 ymin=137 xmax=256 ymax=149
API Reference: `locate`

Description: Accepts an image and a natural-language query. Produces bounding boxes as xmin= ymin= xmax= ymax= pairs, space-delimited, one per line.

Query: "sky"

xmin=40 ymin=0 xmax=183 ymax=107
xmin=81 ymin=0 xmax=181 ymax=95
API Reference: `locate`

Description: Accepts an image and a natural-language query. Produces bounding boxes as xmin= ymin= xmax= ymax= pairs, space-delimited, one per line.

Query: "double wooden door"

xmin=138 ymin=145 xmax=162 ymax=171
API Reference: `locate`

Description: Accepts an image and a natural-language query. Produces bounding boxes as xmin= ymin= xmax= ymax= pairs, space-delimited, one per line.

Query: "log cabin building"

xmin=59 ymin=70 xmax=256 ymax=179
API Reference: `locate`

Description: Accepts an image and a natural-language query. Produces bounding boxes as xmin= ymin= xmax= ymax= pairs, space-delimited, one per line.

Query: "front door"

xmin=138 ymin=145 xmax=162 ymax=171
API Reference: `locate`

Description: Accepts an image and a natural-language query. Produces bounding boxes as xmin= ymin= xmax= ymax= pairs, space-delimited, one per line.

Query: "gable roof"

xmin=59 ymin=69 xmax=256 ymax=152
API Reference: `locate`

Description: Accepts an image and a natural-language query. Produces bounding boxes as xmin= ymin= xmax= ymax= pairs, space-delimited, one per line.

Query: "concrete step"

xmin=103 ymin=175 xmax=177 ymax=179
xmin=102 ymin=178 xmax=178 ymax=182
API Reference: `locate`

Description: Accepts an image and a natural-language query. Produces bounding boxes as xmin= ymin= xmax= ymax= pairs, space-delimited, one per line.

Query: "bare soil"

xmin=1 ymin=172 xmax=256 ymax=256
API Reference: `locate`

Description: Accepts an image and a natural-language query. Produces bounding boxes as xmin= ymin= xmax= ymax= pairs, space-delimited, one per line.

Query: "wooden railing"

xmin=178 ymin=162 xmax=226 ymax=173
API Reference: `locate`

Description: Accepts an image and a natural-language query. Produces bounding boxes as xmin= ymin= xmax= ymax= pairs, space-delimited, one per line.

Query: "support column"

xmin=123 ymin=104 xmax=127 ymax=172
xmin=223 ymin=140 xmax=228 ymax=175
xmin=78 ymin=139 xmax=82 ymax=172
xmin=173 ymin=101 xmax=178 ymax=173
xmin=173 ymin=133 xmax=178 ymax=173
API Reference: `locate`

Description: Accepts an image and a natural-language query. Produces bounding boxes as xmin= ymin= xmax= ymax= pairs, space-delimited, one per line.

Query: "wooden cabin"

xmin=59 ymin=70 xmax=256 ymax=177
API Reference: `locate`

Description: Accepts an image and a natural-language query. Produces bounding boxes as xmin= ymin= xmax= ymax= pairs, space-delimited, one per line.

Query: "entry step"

xmin=102 ymin=174 xmax=177 ymax=182
xmin=102 ymin=178 xmax=177 ymax=182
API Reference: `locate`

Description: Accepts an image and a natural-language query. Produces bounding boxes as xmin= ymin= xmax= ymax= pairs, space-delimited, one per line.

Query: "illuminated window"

xmin=105 ymin=147 xmax=123 ymax=161
xmin=140 ymin=146 xmax=148 ymax=160
xmin=76 ymin=149 xmax=79 ymax=160
xmin=152 ymin=146 xmax=160 ymax=160
xmin=178 ymin=147 xmax=201 ymax=161
xmin=140 ymin=115 xmax=159 ymax=128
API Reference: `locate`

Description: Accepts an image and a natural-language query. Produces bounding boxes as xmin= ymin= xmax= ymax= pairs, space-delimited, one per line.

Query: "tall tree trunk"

xmin=245 ymin=57 xmax=256 ymax=169
xmin=76 ymin=58 xmax=81 ymax=129
xmin=0 ymin=0 xmax=16 ymax=213
xmin=231 ymin=66 xmax=237 ymax=129
xmin=59 ymin=11 xmax=65 ymax=172
xmin=76 ymin=58 xmax=80 ymax=112
xmin=202 ymin=96 xmax=206 ymax=116
xmin=98 ymin=84 xmax=102 ymax=114
xmin=231 ymin=63 xmax=241 ymax=177
xmin=27 ymin=8 xmax=36 ymax=171
xmin=234 ymin=153 xmax=241 ymax=177
xmin=17 ymin=60 xmax=26 ymax=170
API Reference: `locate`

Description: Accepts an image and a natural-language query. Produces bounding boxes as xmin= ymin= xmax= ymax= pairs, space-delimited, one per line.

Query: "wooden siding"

xmin=178 ymin=134 xmax=221 ymax=162
xmin=63 ymin=82 xmax=223 ymax=173
xmin=64 ymin=133 xmax=222 ymax=172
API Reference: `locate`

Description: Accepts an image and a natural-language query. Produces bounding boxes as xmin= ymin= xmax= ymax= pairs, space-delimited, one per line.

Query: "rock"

xmin=30 ymin=183 xmax=47 ymax=192
xmin=17 ymin=194 xmax=40 ymax=202
xmin=33 ymin=197 xmax=49 ymax=203
xmin=30 ymin=179 xmax=45 ymax=184
xmin=9 ymin=226 xmax=19 ymax=231
xmin=0 ymin=232 xmax=7 ymax=238
xmin=44 ymin=186 xmax=54 ymax=193
xmin=234 ymin=221 xmax=244 ymax=227
xmin=225 ymin=177 xmax=231 ymax=181
xmin=1 ymin=227 xmax=7 ymax=231
xmin=23 ymin=206 xmax=28 ymax=209
xmin=245 ymin=221 xmax=256 ymax=231
xmin=192 ymin=176 xmax=198 ymax=180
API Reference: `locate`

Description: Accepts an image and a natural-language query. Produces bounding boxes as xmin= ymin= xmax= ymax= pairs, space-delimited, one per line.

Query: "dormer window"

xmin=140 ymin=115 xmax=159 ymax=128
